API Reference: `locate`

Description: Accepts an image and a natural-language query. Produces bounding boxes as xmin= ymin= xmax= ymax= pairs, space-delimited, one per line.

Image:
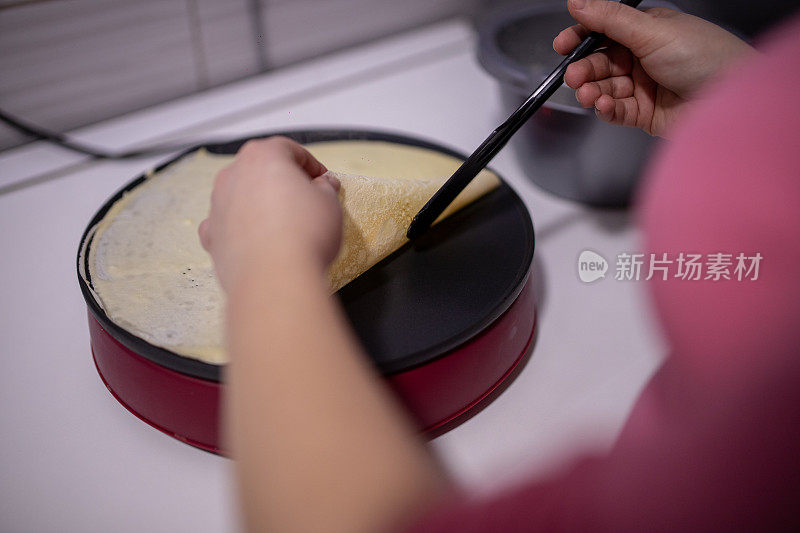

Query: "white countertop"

xmin=0 ymin=20 xmax=666 ymax=533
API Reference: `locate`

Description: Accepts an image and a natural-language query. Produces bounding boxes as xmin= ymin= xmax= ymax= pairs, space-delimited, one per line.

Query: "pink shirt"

xmin=410 ymin=16 xmax=800 ymax=532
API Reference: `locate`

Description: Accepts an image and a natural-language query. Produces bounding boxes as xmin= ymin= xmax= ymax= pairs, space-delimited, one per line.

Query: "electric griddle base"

xmin=78 ymin=129 xmax=537 ymax=452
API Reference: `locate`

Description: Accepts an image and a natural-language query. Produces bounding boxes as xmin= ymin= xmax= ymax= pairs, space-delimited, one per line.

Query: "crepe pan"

xmin=77 ymin=129 xmax=537 ymax=453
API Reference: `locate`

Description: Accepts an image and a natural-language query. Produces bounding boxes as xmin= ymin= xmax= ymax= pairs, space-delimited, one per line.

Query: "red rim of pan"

xmin=77 ymin=129 xmax=536 ymax=453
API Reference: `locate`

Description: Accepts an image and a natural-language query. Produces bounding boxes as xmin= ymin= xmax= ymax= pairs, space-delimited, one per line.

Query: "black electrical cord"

xmin=0 ymin=107 xmax=200 ymax=159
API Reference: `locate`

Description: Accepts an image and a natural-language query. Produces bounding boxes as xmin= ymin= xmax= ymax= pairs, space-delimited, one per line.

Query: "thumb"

xmin=198 ymin=218 xmax=212 ymax=251
xmin=567 ymin=0 xmax=666 ymax=57
xmin=311 ymin=172 xmax=341 ymax=196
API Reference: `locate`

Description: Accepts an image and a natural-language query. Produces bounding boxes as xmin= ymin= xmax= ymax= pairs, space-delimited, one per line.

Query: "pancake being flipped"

xmin=86 ymin=140 xmax=500 ymax=364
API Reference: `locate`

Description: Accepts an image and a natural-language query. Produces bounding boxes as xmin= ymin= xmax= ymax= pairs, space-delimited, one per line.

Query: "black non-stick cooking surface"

xmin=78 ymin=129 xmax=534 ymax=380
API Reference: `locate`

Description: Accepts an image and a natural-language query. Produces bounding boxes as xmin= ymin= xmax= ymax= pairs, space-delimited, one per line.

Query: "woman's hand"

xmin=554 ymin=0 xmax=754 ymax=137
xmin=198 ymin=136 xmax=342 ymax=291
xmin=201 ymin=136 xmax=448 ymax=533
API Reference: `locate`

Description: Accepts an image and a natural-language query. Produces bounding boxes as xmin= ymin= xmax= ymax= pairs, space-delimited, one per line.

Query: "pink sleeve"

xmin=407 ymin=17 xmax=800 ymax=532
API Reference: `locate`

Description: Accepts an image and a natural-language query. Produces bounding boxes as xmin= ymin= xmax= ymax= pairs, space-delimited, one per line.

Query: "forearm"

xmin=225 ymin=246 xmax=449 ymax=533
